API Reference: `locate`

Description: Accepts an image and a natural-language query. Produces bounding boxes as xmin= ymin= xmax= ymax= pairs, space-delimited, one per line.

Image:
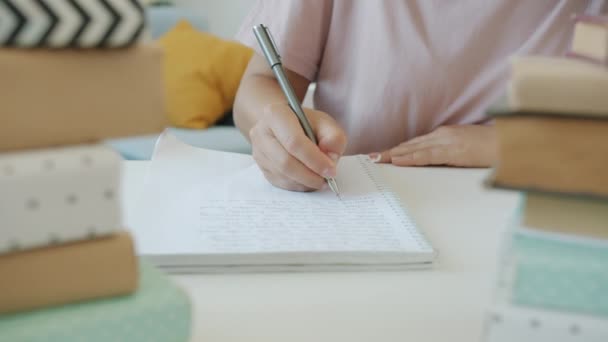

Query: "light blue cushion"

xmin=105 ymin=127 xmax=251 ymax=160
xmin=147 ymin=6 xmax=208 ymax=39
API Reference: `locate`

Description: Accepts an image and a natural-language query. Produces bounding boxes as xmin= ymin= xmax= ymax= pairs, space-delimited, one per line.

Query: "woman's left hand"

xmin=372 ymin=125 xmax=498 ymax=168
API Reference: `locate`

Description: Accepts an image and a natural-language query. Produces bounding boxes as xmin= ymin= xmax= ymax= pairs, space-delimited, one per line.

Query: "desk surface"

xmin=122 ymin=161 xmax=519 ymax=342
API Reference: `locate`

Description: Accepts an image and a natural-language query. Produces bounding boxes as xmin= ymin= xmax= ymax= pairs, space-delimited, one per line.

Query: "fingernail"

xmin=322 ymin=168 xmax=337 ymax=178
xmin=327 ymin=152 xmax=340 ymax=163
xmin=368 ymin=153 xmax=381 ymax=163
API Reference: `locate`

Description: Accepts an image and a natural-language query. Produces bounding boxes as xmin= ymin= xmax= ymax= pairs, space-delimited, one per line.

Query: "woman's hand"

xmin=372 ymin=125 xmax=497 ymax=168
xmin=249 ymin=103 xmax=348 ymax=191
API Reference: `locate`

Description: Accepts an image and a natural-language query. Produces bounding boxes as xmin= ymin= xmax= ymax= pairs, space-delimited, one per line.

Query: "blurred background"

xmin=101 ymin=0 xmax=259 ymax=159
xmin=173 ymin=0 xmax=252 ymax=39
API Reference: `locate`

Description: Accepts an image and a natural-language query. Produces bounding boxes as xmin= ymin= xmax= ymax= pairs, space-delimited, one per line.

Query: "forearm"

xmin=233 ymin=55 xmax=310 ymax=141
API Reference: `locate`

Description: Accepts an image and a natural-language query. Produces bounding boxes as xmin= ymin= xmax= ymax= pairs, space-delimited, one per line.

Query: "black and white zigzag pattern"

xmin=0 ymin=0 xmax=146 ymax=48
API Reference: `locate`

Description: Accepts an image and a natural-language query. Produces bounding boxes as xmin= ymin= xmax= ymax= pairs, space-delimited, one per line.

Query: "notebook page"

xmin=145 ymin=155 xmax=432 ymax=256
xmin=130 ymin=135 xmax=433 ymax=262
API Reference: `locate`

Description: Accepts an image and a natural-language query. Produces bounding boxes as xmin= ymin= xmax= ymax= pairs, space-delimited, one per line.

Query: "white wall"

xmin=173 ymin=0 xmax=254 ymax=39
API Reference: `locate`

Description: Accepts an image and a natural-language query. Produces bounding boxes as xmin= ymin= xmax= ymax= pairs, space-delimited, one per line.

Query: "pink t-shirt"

xmin=236 ymin=0 xmax=603 ymax=154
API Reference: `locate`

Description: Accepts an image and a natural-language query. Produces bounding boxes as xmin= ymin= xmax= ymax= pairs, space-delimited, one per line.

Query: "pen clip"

xmin=263 ymin=24 xmax=281 ymax=61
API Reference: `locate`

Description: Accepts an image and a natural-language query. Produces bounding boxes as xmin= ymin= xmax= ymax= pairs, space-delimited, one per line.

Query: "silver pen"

xmin=253 ymin=24 xmax=340 ymax=196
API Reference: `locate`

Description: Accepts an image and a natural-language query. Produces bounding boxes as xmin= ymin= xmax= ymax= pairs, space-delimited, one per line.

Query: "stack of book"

xmin=0 ymin=0 xmax=168 ymax=151
xmin=0 ymin=1 xmax=190 ymax=341
xmin=483 ymin=15 xmax=608 ymax=342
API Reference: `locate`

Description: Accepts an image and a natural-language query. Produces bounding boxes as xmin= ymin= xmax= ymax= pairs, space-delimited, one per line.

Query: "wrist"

xmin=262 ymin=102 xmax=289 ymax=116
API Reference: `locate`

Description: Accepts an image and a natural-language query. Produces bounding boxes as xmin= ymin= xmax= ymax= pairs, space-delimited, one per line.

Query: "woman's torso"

xmin=314 ymin=0 xmax=592 ymax=154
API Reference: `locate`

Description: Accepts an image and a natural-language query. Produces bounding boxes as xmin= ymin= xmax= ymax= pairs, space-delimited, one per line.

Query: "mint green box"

xmin=0 ymin=262 xmax=191 ymax=342
xmin=510 ymin=230 xmax=608 ymax=317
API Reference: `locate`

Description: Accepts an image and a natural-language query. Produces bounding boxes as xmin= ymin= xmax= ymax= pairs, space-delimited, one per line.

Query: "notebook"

xmin=129 ymin=132 xmax=435 ymax=273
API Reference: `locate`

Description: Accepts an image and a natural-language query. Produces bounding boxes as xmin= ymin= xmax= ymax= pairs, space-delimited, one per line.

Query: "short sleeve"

xmin=235 ymin=0 xmax=333 ymax=81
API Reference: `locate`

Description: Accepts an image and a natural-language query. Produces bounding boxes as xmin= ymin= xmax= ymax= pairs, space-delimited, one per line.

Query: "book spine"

xmin=0 ymin=44 xmax=167 ymax=152
xmin=487 ymin=210 xmax=608 ymax=341
xmin=0 ymin=262 xmax=191 ymax=342
xmin=572 ymin=14 xmax=608 ymax=26
xmin=0 ymin=0 xmax=146 ymax=48
xmin=483 ymin=305 xmax=608 ymax=342
xmin=565 ymin=51 xmax=608 ymax=67
xmin=508 ymin=57 xmax=608 ymax=117
xmin=522 ymin=193 xmax=608 ymax=240
xmin=491 ymin=116 xmax=608 ymax=199
xmin=0 ymin=231 xmax=138 ymax=315
xmin=500 ymin=228 xmax=608 ymax=318
xmin=568 ymin=14 xmax=608 ymax=67
xmin=0 ymin=145 xmax=122 ymax=254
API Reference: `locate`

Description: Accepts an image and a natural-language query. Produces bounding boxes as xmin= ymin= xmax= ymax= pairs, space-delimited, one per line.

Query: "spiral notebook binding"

xmin=356 ymin=155 xmax=433 ymax=252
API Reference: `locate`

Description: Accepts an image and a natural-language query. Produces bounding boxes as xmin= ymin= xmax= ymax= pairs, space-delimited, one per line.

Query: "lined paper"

xmin=130 ymin=132 xmax=434 ymax=271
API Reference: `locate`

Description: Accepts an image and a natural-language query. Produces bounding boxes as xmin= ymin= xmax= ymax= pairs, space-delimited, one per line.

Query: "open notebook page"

xmin=131 ymin=132 xmax=434 ymax=267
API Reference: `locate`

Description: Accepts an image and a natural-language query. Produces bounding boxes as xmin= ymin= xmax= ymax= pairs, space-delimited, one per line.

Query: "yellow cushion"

xmin=159 ymin=21 xmax=253 ymax=129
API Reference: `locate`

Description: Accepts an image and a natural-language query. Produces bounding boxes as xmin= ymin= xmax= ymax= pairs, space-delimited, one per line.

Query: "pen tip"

xmin=327 ymin=178 xmax=341 ymax=198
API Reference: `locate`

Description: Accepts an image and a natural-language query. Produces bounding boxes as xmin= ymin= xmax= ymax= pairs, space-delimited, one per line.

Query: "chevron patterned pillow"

xmin=0 ymin=0 xmax=147 ymax=48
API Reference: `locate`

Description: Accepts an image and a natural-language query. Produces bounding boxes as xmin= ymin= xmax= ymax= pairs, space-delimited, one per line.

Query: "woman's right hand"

xmin=249 ymin=103 xmax=347 ymax=192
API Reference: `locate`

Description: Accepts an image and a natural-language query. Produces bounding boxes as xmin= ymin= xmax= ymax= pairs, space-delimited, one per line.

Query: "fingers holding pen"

xmin=250 ymin=104 xmax=345 ymax=191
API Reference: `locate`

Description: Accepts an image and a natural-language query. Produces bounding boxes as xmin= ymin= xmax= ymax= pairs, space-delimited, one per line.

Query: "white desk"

xmin=122 ymin=161 xmax=519 ymax=342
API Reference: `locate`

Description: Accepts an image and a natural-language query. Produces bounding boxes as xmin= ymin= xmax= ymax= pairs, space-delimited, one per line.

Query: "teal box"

xmin=509 ymin=230 xmax=608 ymax=317
xmin=0 ymin=262 xmax=191 ymax=342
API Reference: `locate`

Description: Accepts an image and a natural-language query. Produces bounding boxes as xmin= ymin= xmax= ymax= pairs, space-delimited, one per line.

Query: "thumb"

xmin=313 ymin=113 xmax=348 ymax=161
